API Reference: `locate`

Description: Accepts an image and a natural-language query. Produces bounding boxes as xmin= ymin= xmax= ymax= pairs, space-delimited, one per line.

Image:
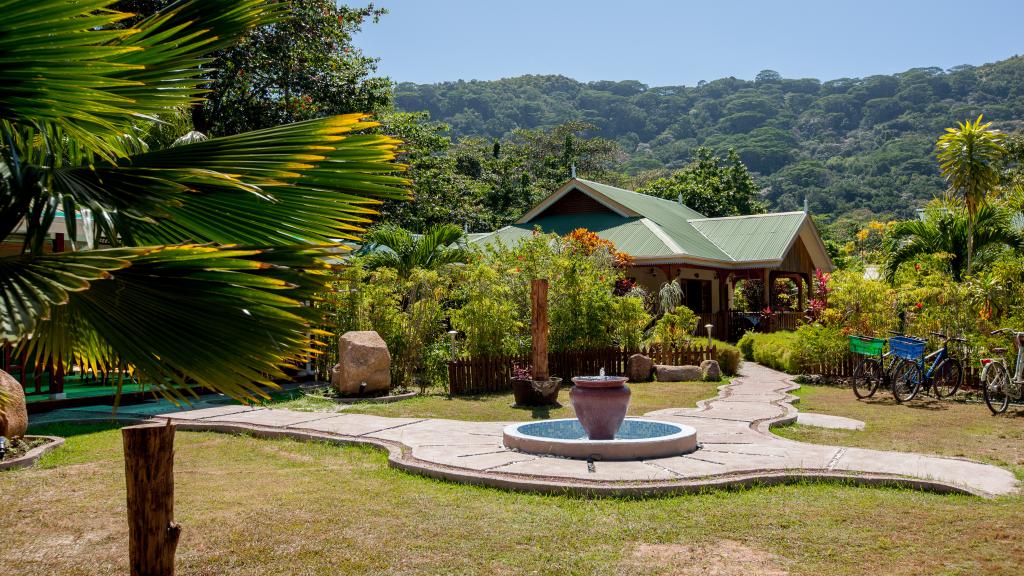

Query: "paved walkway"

xmin=146 ymin=363 xmax=1017 ymax=498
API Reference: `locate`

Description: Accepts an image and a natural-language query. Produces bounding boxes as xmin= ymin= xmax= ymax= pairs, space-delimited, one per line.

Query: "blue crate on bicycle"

xmin=889 ymin=336 xmax=926 ymax=361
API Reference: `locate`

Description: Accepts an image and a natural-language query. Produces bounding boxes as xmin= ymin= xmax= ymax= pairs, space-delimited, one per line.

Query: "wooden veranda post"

xmin=123 ymin=422 xmax=180 ymax=576
xmin=531 ymin=278 xmax=549 ymax=380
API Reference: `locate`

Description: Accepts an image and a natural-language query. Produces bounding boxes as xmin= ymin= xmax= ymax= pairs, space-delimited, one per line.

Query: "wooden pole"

xmin=531 ymin=278 xmax=549 ymax=380
xmin=123 ymin=422 xmax=180 ymax=576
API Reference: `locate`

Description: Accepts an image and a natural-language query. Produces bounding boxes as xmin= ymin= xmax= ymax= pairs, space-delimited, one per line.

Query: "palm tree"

xmin=936 ymin=115 xmax=1006 ymax=275
xmin=0 ymin=0 xmax=409 ymax=404
xmin=882 ymin=204 xmax=1022 ymax=282
xmin=361 ymin=224 xmax=470 ymax=279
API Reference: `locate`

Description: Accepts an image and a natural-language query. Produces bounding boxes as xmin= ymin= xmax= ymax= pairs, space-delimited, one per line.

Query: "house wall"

xmin=627 ymin=265 xmax=723 ymax=313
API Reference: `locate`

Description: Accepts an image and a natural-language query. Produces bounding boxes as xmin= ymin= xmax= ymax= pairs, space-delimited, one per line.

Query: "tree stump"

xmin=123 ymin=422 xmax=180 ymax=576
xmin=531 ymin=279 xmax=549 ymax=380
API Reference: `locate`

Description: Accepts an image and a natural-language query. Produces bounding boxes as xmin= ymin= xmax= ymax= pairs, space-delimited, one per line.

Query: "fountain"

xmin=502 ymin=368 xmax=698 ymax=461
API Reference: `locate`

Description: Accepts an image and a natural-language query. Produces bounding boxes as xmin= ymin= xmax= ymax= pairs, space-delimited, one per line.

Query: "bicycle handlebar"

xmin=929 ymin=331 xmax=966 ymax=342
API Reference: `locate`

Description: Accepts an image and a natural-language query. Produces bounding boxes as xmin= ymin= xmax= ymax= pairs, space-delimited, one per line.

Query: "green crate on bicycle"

xmin=849 ymin=335 xmax=884 ymax=356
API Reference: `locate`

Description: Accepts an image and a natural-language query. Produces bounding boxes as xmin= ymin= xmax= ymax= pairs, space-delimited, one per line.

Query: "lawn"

xmin=772 ymin=384 xmax=1024 ymax=474
xmin=1 ymin=420 xmax=1022 ymax=576
xmin=266 ymin=380 xmax=723 ymax=421
xmin=2 ymin=382 xmax=1023 ymax=575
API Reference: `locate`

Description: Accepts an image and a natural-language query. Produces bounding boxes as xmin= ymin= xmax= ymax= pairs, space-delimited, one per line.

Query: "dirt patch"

xmin=626 ymin=540 xmax=788 ymax=576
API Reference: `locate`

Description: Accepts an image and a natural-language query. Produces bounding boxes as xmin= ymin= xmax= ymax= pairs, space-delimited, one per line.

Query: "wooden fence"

xmin=448 ymin=344 xmax=716 ymax=396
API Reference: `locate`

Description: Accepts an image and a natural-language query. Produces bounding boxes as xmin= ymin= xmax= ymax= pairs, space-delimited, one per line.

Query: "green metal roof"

xmin=473 ymin=178 xmax=827 ymax=268
xmin=689 ymin=212 xmax=807 ymax=262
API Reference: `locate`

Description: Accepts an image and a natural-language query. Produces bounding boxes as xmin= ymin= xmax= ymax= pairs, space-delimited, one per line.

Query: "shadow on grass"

xmin=28 ymin=420 xmax=126 ymax=438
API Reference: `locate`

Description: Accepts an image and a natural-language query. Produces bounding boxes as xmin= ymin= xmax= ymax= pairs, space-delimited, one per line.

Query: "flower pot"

xmin=511 ymin=377 xmax=562 ymax=407
xmin=570 ymin=376 xmax=630 ymax=440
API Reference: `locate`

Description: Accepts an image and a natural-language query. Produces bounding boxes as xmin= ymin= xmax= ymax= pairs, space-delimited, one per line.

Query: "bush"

xmin=734 ymin=326 xmax=845 ymax=375
xmin=651 ymin=306 xmax=699 ymax=347
xmin=736 ymin=331 xmax=801 ymax=373
xmin=711 ymin=339 xmax=742 ymax=376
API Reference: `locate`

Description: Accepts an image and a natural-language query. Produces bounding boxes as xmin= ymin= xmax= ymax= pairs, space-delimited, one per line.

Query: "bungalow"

xmin=470 ymin=178 xmax=833 ymax=340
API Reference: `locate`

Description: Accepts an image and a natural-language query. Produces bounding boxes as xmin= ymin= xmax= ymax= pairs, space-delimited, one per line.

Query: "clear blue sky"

xmin=356 ymin=0 xmax=1024 ymax=86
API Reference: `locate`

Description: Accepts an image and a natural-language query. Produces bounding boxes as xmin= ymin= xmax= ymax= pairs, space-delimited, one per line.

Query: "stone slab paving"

xmin=797 ymin=412 xmax=866 ymax=430
xmin=151 ymin=363 xmax=1019 ymax=498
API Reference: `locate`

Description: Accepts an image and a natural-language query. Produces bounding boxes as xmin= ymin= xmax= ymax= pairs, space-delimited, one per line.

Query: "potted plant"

xmin=510 ymin=363 xmax=561 ymax=407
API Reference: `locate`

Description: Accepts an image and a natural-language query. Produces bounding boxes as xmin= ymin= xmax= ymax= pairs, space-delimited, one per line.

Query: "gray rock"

xmin=0 ymin=369 xmax=28 ymax=438
xmin=331 ymin=331 xmax=391 ymax=396
xmin=700 ymin=360 xmax=722 ymax=382
xmin=626 ymin=354 xmax=654 ymax=382
xmin=655 ymin=364 xmax=703 ymax=382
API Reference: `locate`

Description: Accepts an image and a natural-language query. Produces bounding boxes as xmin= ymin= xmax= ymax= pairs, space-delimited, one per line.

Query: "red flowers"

xmin=915 ymin=302 xmax=923 ymax=310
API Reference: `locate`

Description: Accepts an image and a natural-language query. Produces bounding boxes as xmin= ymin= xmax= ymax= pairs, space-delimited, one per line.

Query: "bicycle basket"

xmin=849 ymin=335 xmax=884 ymax=356
xmin=889 ymin=336 xmax=926 ymax=361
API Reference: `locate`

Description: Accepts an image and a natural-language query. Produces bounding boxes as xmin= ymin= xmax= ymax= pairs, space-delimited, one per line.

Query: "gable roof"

xmin=476 ymin=178 xmax=833 ymax=271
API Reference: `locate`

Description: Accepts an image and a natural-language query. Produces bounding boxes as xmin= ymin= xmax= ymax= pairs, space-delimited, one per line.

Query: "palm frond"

xmin=16 ymin=245 xmax=331 ymax=404
xmin=0 ymin=0 xmax=282 ymax=162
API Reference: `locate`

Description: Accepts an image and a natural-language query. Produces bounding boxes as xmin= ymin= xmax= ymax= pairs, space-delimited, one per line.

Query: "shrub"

xmin=610 ymin=292 xmax=651 ymax=350
xmin=651 ymin=306 xmax=699 ymax=347
xmin=711 ymin=339 xmax=742 ymax=376
xmin=737 ymin=331 xmax=756 ymax=359
xmin=736 ymin=331 xmax=801 ymax=373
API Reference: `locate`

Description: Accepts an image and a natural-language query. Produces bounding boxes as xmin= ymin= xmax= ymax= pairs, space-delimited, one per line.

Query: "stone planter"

xmin=511 ymin=377 xmax=562 ymax=407
xmin=570 ymin=376 xmax=630 ymax=440
xmin=0 ymin=436 xmax=64 ymax=471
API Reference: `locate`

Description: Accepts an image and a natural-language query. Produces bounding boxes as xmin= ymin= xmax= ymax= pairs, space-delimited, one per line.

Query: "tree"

xmin=882 ymin=203 xmax=1021 ymax=282
xmin=0 ymin=0 xmax=407 ymax=404
xmin=361 ymin=224 xmax=470 ymax=279
xmin=637 ymin=148 xmax=766 ymax=216
xmin=936 ymin=115 xmax=1007 ymax=274
xmin=117 ymin=0 xmax=393 ymax=136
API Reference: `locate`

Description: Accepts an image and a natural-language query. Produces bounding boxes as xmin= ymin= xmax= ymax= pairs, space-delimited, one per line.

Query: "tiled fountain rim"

xmin=147 ymin=364 xmax=1018 ymax=499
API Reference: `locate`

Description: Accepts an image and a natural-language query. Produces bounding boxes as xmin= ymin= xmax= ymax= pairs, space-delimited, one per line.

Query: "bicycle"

xmin=849 ymin=332 xmax=904 ymax=399
xmin=980 ymin=328 xmax=1024 ymax=415
xmin=890 ymin=332 xmax=965 ymax=403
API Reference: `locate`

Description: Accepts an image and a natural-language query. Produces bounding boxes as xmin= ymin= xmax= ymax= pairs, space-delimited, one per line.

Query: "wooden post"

xmin=531 ymin=278 xmax=549 ymax=380
xmin=123 ymin=422 xmax=180 ymax=576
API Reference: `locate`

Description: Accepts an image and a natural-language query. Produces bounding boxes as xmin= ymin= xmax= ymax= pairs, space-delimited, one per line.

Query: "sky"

xmin=356 ymin=0 xmax=1024 ymax=86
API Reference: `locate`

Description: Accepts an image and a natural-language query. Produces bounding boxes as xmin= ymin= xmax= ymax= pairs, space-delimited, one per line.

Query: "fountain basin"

xmin=502 ymin=418 xmax=697 ymax=460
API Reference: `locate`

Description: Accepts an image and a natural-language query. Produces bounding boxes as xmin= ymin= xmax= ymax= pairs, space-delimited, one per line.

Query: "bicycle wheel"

xmin=982 ymin=362 xmax=1011 ymax=415
xmin=891 ymin=359 xmax=922 ymax=403
xmin=851 ymin=357 xmax=883 ymax=399
xmin=931 ymin=357 xmax=962 ymax=399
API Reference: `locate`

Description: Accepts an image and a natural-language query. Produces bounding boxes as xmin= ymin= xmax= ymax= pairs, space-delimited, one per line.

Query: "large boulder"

xmin=0 ymin=369 xmax=28 ymax=438
xmin=626 ymin=354 xmax=654 ymax=382
xmin=700 ymin=360 xmax=722 ymax=382
xmin=331 ymin=331 xmax=391 ymax=396
xmin=655 ymin=364 xmax=703 ymax=382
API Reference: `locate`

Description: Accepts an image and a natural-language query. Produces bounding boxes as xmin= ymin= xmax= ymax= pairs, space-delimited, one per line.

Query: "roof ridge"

xmin=689 ymin=211 xmax=807 ymax=222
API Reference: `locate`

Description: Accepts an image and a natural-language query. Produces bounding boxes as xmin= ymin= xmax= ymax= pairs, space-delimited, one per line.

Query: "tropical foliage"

xmin=394 ymin=58 xmax=1024 ymax=227
xmin=0 ymin=0 xmax=407 ymax=403
xmin=935 ymin=115 xmax=1007 ymax=274
xmin=361 ymin=223 xmax=471 ymax=279
xmin=882 ymin=202 xmax=1022 ymax=281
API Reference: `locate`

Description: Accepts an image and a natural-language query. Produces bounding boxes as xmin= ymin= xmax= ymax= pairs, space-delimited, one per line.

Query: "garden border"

xmin=0 ymin=436 xmax=65 ymax=471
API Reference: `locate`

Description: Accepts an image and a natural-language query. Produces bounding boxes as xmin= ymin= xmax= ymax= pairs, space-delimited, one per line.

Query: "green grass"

xmin=772 ymin=384 xmax=1024 ymax=472
xmin=1 ymin=421 xmax=1023 ymax=575
xmin=266 ymin=380 xmax=722 ymax=421
xmin=4 ymin=381 xmax=1024 ymax=574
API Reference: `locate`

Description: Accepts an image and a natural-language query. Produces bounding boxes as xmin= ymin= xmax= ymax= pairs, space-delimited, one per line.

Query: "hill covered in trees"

xmin=393 ymin=57 xmax=1024 ymax=225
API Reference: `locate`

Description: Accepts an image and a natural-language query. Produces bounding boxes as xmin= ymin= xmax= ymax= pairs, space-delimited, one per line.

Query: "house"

xmin=470 ymin=178 xmax=833 ymax=340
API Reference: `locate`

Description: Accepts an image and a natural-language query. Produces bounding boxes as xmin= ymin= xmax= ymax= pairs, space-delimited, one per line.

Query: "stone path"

xmin=149 ymin=363 xmax=1017 ymax=498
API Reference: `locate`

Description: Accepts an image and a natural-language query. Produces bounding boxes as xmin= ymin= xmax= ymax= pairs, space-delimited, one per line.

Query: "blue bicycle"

xmin=890 ymin=332 xmax=965 ymax=403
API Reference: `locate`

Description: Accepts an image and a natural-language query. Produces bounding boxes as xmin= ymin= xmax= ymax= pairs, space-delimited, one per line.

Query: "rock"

xmin=331 ymin=331 xmax=391 ymax=396
xmin=655 ymin=364 xmax=703 ymax=382
xmin=626 ymin=354 xmax=654 ymax=382
xmin=700 ymin=360 xmax=722 ymax=382
xmin=0 ymin=369 xmax=28 ymax=438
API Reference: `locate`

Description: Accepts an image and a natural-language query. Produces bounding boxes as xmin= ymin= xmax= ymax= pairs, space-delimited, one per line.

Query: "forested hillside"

xmin=394 ymin=57 xmax=1024 ymax=224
